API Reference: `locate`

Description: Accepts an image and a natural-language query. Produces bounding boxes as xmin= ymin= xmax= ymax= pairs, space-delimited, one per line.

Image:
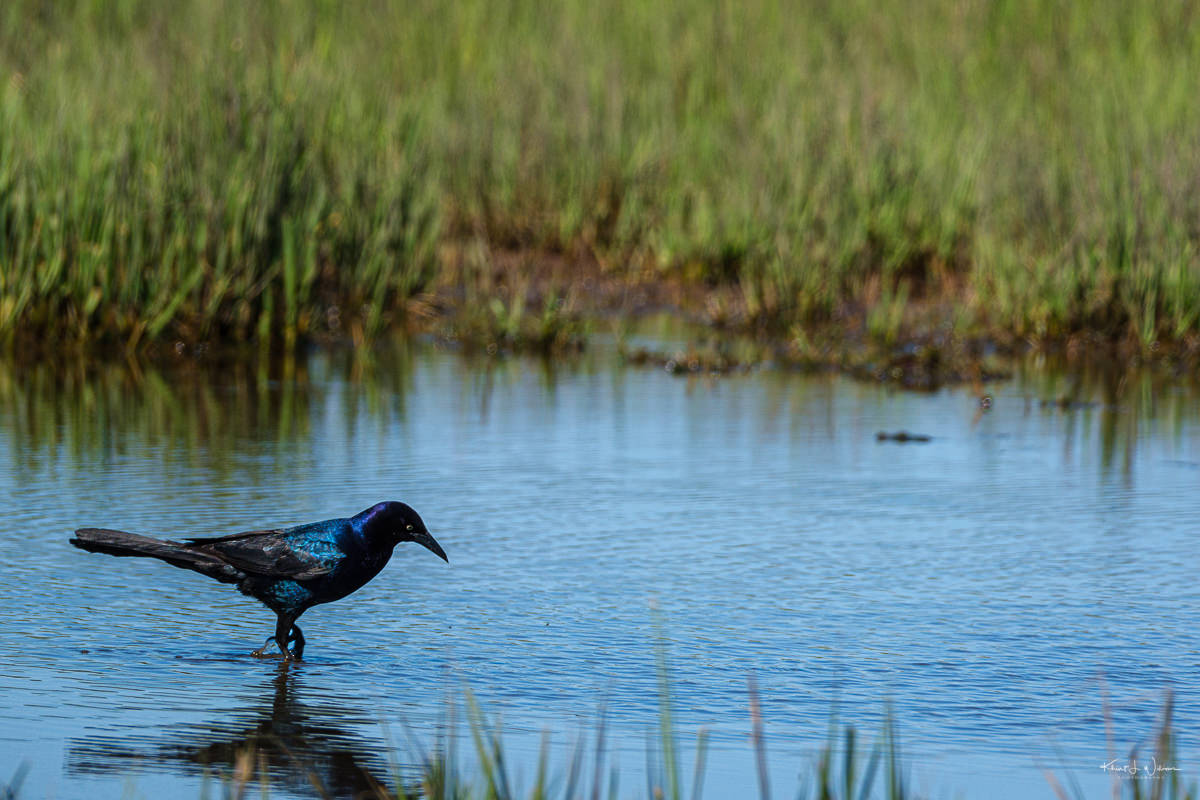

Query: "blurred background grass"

xmin=2 ymin=0 xmax=1198 ymax=353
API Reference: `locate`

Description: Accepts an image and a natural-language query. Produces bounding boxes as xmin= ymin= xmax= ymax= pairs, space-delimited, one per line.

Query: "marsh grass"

xmin=3 ymin=0 xmax=1200 ymax=355
xmin=0 ymin=1 xmax=442 ymax=347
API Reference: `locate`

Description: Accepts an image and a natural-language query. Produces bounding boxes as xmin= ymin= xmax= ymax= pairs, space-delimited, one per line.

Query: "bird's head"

xmin=359 ymin=501 xmax=448 ymax=562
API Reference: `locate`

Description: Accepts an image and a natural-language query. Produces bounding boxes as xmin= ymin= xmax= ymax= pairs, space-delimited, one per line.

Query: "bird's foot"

xmin=252 ymin=631 xmax=304 ymax=660
xmin=278 ymin=644 xmax=302 ymax=662
xmin=253 ymin=622 xmax=305 ymax=661
xmin=251 ymin=636 xmax=280 ymax=658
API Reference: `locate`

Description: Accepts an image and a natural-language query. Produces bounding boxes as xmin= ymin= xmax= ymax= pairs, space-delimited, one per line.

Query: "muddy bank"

xmin=419 ymin=247 xmax=1198 ymax=390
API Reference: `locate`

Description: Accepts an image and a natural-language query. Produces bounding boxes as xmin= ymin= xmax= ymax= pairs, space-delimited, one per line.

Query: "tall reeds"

xmin=3 ymin=0 xmax=1200 ymax=351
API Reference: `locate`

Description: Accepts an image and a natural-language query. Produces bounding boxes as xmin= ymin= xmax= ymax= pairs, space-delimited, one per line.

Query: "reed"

xmin=3 ymin=0 xmax=1200 ymax=354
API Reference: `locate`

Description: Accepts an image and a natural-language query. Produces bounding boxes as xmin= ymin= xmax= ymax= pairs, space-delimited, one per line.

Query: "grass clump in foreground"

xmin=3 ymin=0 xmax=1200 ymax=359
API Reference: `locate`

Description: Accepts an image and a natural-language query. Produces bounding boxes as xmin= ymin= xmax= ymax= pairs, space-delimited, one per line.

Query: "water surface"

xmin=1 ymin=343 xmax=1197 ymax=798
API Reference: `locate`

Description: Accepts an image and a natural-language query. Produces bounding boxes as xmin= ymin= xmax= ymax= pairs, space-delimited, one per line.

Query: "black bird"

xmin=70 ymin=501 xmax=448 ymax=661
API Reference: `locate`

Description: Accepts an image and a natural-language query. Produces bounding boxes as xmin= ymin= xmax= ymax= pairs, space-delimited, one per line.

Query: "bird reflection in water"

xmin=67 ymin=664 xmax=409 ymax=799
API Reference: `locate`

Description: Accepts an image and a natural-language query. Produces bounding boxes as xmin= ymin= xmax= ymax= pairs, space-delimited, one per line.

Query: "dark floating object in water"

xmin=875 ymin=431 xmax=932 ymax=443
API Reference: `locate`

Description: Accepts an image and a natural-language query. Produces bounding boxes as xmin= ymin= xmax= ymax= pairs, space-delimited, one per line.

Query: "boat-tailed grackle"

xmin=70 ymin=501 xmax=447 ymax=661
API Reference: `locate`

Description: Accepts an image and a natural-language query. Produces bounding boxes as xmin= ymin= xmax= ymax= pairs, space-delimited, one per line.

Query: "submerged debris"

xmin=1039 ymin=396 xmax=1098 ymax=411
xmin=621 ymin=334 xmax=1014 ymax=390
xmin=620 ymin=345 xmax=754 ymax=376
xmin=845 ymin=344 xmax=1012 ymax=390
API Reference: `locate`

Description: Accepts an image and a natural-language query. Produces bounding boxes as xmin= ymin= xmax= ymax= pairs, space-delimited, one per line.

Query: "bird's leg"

xmin=288 ymin=624 xmax=305 ymax=660
xmin=274 ymin=614 xmax=300 ymax=662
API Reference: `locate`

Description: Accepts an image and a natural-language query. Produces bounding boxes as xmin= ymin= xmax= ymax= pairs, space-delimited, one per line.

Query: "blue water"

xmin=0 ymin=342 xmax=1197 ymax=798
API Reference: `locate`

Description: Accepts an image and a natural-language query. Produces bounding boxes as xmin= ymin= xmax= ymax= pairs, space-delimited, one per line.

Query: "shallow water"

xmin=1 ymin=341 xmax=1198 ymax=799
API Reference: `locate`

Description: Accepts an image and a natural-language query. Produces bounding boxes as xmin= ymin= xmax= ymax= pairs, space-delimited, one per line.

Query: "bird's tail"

xmin=70 ymin=528 xmax=243 ymax=584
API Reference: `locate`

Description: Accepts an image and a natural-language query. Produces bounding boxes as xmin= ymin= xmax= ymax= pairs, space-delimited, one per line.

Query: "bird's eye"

xmin=406 ymin=524 xmax=414 ymax=531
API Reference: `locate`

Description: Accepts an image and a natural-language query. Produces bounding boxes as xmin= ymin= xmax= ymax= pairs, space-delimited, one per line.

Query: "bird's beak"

xmin=415 ymin=530 xmax=449 ymax=562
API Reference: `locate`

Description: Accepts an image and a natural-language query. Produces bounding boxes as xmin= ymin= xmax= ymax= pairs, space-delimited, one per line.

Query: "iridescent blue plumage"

xmin=70 ymin=501 xmax=448 ymax=661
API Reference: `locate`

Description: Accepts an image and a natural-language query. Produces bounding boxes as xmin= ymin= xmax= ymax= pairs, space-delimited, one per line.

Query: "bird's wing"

xmin=184 ymin=528 xmax=337 ymax=580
